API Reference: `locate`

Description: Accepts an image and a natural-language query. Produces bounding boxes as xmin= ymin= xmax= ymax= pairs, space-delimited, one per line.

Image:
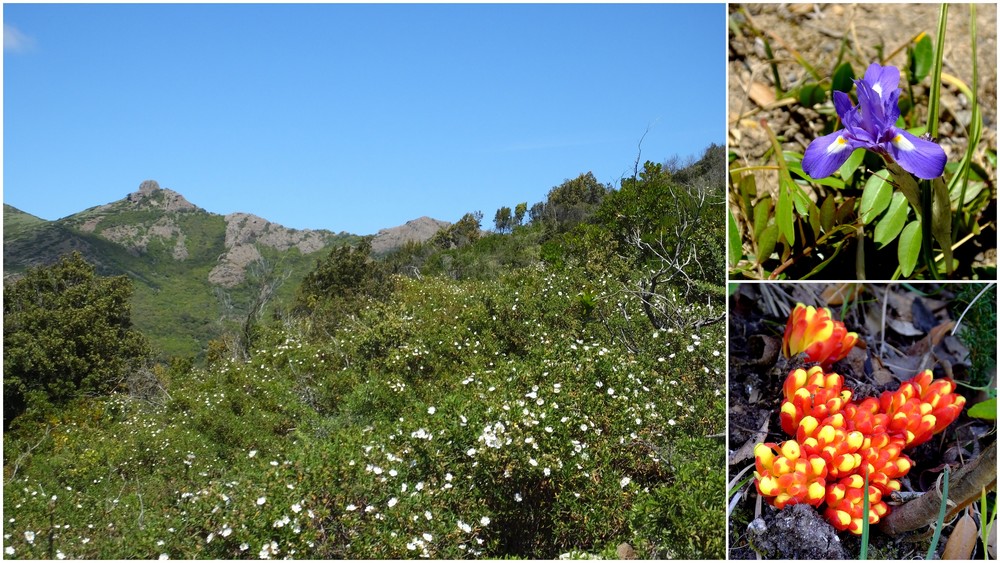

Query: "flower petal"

xmin=833 ymin=91 xmax=861 ymax=129
xmin=803 ymin=129 xmax=857 ymax=179
xmin=887 ymin=128 xmax=946 ymax=179
xmin=862 ymin=63 xmax=900 ymax=100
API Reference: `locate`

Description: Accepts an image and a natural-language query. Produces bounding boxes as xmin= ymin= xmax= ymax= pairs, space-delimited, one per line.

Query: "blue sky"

xmin=4 ymin=4 xmax=725 ymax=235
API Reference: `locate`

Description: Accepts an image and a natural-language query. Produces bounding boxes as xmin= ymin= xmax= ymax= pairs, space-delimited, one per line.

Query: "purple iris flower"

xmin=802 ymin=63 xmax=947 ymax=180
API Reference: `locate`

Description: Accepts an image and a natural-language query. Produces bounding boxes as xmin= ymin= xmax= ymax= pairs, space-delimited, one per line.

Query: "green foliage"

xmin=294 ymin=238 xmax=393 ymax=331
xmin=951 ymin=284 xmax=998 ymax=388
xmin=3 ymin=252 xmax=153 ymax=429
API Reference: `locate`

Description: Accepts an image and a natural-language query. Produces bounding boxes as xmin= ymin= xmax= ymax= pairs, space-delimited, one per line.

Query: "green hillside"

xmin=4 ymin=182 xmax=358 ymax=359
xmin=3 ymin=145 xmax=728 ymax=559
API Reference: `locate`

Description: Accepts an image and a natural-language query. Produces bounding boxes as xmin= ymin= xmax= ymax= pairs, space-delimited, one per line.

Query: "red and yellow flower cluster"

xmin=754 ymin=305 xmax=965 ymax=535
xmin=783 ymin=303 xmax=859 ymax=366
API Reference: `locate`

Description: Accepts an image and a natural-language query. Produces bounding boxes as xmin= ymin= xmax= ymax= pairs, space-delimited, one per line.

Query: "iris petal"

xmin=833 ymin=91 xmax=860 ymax=129
xmin=862 ymin=63 xmax=900 ymax=100
xmin=888 ymin=128 xmax=947 ymax=179
xmin=802 ymin=129 xmax=857 ymax=179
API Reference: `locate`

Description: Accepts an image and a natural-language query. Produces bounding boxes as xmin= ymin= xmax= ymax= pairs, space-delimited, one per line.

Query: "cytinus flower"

xmin=780 ymin=366 xmax=852 ymax=435
xmin=795 ymin=414 xmax=865 ymax=480
xmin=754 ymin=441 xmax=828 ymax=509
xmin=879 ymin=369 xmax=966 ymax=447
xmin=783 ymin=304 xmax=858 ymax=366
xmin=755 ymin=317 xmax=967 ymax=535
xmin=857 ymin=432 xmax=912 ymax=495
xmin=824 ymin=473 xmax=890 ymax=534
xmin=802 ymin=63 xmax=947 ymax=180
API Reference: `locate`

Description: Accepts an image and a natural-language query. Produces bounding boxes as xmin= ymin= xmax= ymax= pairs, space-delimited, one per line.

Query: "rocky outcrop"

xmin=371 ymin=216 xmax=450 ymax=255
xmin=126 ymin=180 xmax=198 ymax=213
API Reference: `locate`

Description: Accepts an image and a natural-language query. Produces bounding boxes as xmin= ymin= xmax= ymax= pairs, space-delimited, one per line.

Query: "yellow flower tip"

xmin=809 ymin=457 xmax=827 ymax=477
xmin=817 ymin=424 xmax=835 ymax=444
xmin=846 ymin=430 xmax=864 ymax=450
xmin=832 ymin=509 xmax=851 ymax=529
xmin=807 ymin=482 xmax=826 ymax=503
xmin=780 ymin=440 xmax=801 ymax=461
xmin=758 ymin=475 xmax=779 ymax=495
xmin=799 ymin=415 xmax=819 ymax=436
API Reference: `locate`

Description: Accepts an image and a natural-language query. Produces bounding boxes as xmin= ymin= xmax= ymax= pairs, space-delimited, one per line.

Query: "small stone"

xmin=616 ymin=542 xmax=637 ymax=560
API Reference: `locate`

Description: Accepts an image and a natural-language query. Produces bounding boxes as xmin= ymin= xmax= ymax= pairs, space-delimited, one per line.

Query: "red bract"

xmin=754 ymin=441 xmax=828 ymax=509
xmin=796 ymin=414 xmax=864 ymax=479
xmin=879 ymin=369 xmax=966 ymax=447
xmin=823 ymin=473 xmax=890 ymax=534
xmin=782 ymin=303 xmax=859 ymax=366
xmin=756 ymin=309 xmax=968 ymax=537
xmin=780 ymin=366 xmax=852 ymax=435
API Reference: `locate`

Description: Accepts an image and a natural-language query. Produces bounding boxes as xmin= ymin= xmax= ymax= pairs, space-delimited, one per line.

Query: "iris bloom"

xmin=783 ymin=304 xmax=858 ymax=367
xmin=802 ymin=63 xmax=946 ymax=180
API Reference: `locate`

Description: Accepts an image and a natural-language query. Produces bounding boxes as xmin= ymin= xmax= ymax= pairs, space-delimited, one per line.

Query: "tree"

xmin=4 ymin=252 xmax=153 ymax=428
xmin=431 ymin=211 xmax=483 ymax=249
xmin=293 ymin=238 xmax=392 ymax=331
xmin=514 ymin=202 xmax=528 ymax=227
xmin=494 ymin=206 xmax=513 ymax=233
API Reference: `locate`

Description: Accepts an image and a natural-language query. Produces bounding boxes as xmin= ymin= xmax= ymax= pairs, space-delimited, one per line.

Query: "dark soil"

xmin=727 ymin=282 xmax=997 ymax=560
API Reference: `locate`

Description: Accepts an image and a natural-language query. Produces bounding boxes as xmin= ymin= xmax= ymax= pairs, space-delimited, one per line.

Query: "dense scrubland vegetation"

xmin=3 ymin=144 xmax=726 ymax=559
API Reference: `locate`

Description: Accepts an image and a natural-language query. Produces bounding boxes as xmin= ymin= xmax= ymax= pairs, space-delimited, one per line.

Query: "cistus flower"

xmin=824 ymin=473 xmax=890 ymax=534
xmin=780 ymin=366 xmax=852 ymax=435
xmin=802 ymin=63 xmax=947 ymax=180
xmin=783 ymin=304 xmax=859 ymax=366
xmin=879 ymin=369 xmax=966 ymax=447
xmin=754 ymin=441 xmax=828 ymax=509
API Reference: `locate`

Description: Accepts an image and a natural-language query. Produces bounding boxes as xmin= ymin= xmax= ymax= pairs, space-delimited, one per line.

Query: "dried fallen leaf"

xmin=907 ymin=320 xmax=957 ymax=356
xmin=729 ymin=417 xmax=769 ymax=466
xmin=821 ymin=283 xmax=863 ymax=306
xmin=748 ymin=81 xmax=776 ymax=107
xmin=941 ymin=509 xmax=978 ymax=560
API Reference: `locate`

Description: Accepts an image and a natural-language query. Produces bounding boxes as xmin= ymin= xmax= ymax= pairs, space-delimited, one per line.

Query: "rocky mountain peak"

xmin=371 ymin=216 xmax=450 ymax=254
xmin=126 ymin=180 xmax=197 ymax=213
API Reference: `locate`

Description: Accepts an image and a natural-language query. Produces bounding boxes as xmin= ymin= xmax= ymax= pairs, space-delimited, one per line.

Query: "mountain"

xmin=371 ymin=216 xmax=451 ymax=255
xmin=3 ymin=180 xmax=448 ymax=358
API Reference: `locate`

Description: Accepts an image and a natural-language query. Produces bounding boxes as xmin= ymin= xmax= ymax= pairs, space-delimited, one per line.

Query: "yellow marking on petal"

xmin=807 ymin=482 xmax=826 ymax=502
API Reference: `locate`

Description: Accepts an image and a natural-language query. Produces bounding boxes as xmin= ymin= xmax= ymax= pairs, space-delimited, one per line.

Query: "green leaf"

xmin=753 ymin=197 xmax=772 ymax=241
xmin=874 ymin=193 xmax=910 ymax=248
xmin=756 ymin=224 xmax=778 ymax=266
xmin=797 ymin=83 xmax=826 ymax=107
xmin=967 ymin=398 xmax=996 ymax=421
xmin=728 ymin=209 xmax=743 ymax=268
xmin=820 ymin=197 xmax=836 ymax=232
xmin=831 ymin=62 xmax=856 ymax=95
xmin=898 ymin=220 xmax=923 ymax=277
xmin=860 ymin=173 xmax=892 ymax=224
xmin=838 ymin=148 xmax=865 ymax=182
xmin=776 ymin=183 xmax=794 ymax=245
xmin=908 ymin=33 xmax=934 ymax=84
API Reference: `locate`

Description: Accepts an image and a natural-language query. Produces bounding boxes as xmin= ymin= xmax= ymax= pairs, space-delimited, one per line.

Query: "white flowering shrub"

xmin=3 ymin=262 xmax=724 ymax=559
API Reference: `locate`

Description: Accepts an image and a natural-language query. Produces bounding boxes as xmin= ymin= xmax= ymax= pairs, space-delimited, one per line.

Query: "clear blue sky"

xmin=4 ymin=3 xmax=725 ymax=235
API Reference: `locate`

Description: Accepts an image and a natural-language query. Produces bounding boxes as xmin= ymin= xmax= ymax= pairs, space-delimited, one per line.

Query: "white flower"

xmin=529 ymin=458 xmax=538 ymax=466
xmin=291 ymin=503 xmax=302 ymax=513
xmin=458 ymin=520 xmax=472 ymax=533
xmin=257 ymin=496 xmax=266 ymax=505
xmin=580 ymin=424 xmax=588 ymax=432
xmin=467 ymin=448 xmax=477 ymax=457
xmin=480 ymin=516 xmax=491 ymax=526
xmin=424 ymin=510 xmax=433 ymax=520
xmin=221 ymin=526 xmax=232 ymax=537
xmin=668 ymin=419 xmax=677 ymax=426
xmin=388 ymin=497 xmax=399 ymax=508
xmin=4 ymin=547 xmax=13 ymax=555
xmin=207 ymin=532 xmax=215 ymax=543
xmin=249 ymin=450 xmax=258 ymax=458
xmin=24 ymin=531 xmax=35 ymax=544
xmin=445 ymin=473 xmax=453 ymax=482
xmin=346 ymin=504 xmax=357 ymax=512
xmin=157 ymin=554 xmax=168 ymax=561
xmin=422 ymin=532 xmax=433 ymax=542
xmin=427 ymin=406 xmax=436 ymax=415
xmin=239 ymin=543 xmax=249 ymax=552
xmin=514 ymin=493 xmax=523 ymax=502
xmin=620 ymin=476 xmax=632 ymax=488
xmin=544 ymin=467 xmax=551 ymax=477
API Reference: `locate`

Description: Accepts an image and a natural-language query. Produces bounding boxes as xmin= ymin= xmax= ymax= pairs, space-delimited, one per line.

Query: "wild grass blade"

xmin=952 ymin=4 xmax=981 ymax=239
xmin=926 ymin=466 xmax=951 ymax=559
xmin=927 ymin=4 xmax=948 ymax=139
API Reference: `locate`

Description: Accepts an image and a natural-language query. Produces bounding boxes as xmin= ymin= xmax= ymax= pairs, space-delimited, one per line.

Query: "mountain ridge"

xmin=3 ymin=180 xmax=450 ymax=358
